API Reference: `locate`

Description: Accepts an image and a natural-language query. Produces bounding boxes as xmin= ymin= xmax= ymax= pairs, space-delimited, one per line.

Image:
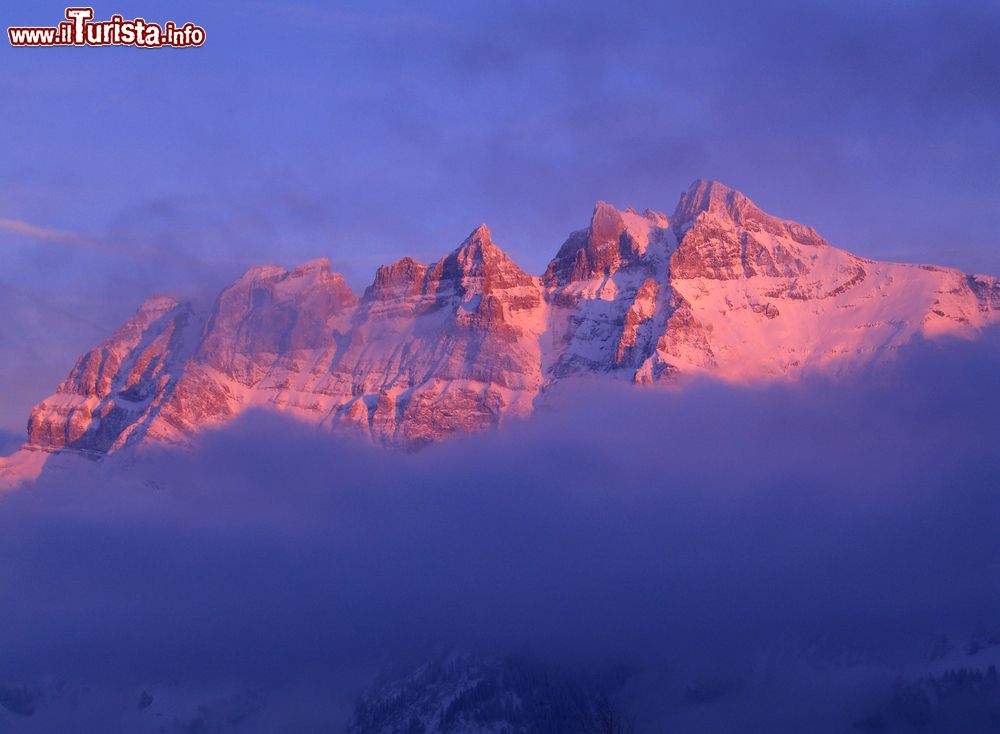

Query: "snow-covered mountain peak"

xmin=233 ymin=263 xmax=287 ymax=282
xmin=460 ymin=222 xmax=493 ymax=248
xmin=543 ymin=200 xmax=670 ymax=289
xmin=4 ymin=183 xmax=999 ymax=482
xmin=439 ymin=223 xmax=536 ymax=295
xmin=290 ymin=257 xmax=334 ymax=276
xmin=590 ymin=200 xmax=624 ymax=242
xmin=364 ymin=256 xmax=429 ymax=303
xmin=673 ymin=179 xmax=746 ymax=224
xmin=672 ymin=179 xmax=828 ymax=249
xmin=135 ymin=293 xmax=181 ymax=315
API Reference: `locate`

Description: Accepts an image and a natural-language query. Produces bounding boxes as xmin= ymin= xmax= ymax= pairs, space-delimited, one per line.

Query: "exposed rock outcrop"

xmin=10 ymin=180 xmax=999 ymax=465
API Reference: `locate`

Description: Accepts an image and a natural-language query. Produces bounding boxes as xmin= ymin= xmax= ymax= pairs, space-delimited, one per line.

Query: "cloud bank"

xmin=0 ymin=331 xmax=998 ymax=732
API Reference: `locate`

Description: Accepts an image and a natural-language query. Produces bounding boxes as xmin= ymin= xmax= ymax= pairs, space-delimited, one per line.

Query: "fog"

xmin=0 ymin=331 xmax=998 ymax=732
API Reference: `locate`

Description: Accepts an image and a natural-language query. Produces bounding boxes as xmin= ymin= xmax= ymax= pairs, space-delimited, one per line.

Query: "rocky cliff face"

xmin=12 ymin=180 xmax=1000 ymax=460
xmin=21 ymin=224 xmax=547 ymax=455
xmin=24 ymin=295 xmax=200 ymax=455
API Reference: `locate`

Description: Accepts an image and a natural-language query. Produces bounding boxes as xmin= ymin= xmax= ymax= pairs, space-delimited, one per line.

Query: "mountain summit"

xmin=4 ymin=181 xmax=998 ymax=482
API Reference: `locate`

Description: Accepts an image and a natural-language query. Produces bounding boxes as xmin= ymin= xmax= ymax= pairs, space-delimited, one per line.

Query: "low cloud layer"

xmin=0 ymin=331 xmax=998 ymax=732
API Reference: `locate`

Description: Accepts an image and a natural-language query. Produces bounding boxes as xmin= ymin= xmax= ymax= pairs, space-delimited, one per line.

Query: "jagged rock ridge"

xmin=7 ymin=180 xmax=1000 ymax=471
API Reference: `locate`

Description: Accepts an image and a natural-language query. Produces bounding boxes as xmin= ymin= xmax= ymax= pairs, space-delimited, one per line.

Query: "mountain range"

xmin=2 ymin=179 xmax=998 ymax=484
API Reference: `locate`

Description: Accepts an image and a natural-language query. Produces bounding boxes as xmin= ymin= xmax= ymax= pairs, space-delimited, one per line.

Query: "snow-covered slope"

xmin=347 ymin=638 xmax=1000 ymax=734
xmin=346 ymin=653 xmax=617 ymax=734
xmin=5 ymin=180 xmax=999 ymax=480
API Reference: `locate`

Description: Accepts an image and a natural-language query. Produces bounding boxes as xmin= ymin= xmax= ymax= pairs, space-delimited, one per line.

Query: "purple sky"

xmin=1 ymin=0 xmax=999 ymax=432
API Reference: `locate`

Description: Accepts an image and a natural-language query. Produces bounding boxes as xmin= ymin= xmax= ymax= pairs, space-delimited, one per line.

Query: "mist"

xmin=0 ymin=331 xmax=998 ymax=732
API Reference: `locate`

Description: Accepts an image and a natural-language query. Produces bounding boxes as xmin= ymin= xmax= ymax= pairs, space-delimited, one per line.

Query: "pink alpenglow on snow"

xmin=3 ymin=180 xmax=999 ymax=485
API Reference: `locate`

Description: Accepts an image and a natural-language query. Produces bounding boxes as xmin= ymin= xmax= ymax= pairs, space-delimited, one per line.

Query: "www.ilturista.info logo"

xmin=8 ymin=7 xmax=205 ymax=48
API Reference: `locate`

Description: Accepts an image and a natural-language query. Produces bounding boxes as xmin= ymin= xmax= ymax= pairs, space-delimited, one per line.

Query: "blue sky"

xmin=1 ymin=0 xmax=999 ymax=431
